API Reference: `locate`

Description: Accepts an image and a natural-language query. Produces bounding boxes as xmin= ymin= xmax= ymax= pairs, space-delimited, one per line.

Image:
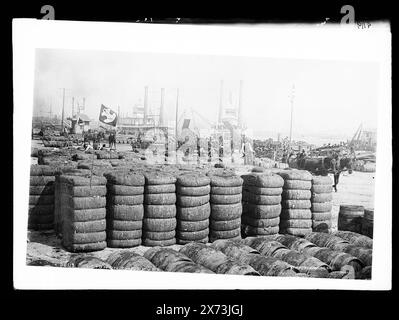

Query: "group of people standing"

xmin=82 ymin=129 xmax=116 ymax=151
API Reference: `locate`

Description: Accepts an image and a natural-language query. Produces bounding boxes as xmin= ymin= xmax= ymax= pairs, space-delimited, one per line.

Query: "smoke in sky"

xmin=33 ymin=49 xmax=379 ymax=141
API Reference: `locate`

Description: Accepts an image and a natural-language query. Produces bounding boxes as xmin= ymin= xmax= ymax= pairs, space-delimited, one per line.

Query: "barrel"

xmin=361 ymin=208 xmax=374 ymax=238
xmin=338 ymin=205 xmax=364 ymax=233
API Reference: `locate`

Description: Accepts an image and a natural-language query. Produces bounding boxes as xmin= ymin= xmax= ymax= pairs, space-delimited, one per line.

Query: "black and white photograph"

xmin=13 ymin=19 xmax=391 ymax=290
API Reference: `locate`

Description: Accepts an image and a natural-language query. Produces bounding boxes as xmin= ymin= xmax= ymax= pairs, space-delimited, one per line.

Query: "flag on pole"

xmin=99 ymin=104 xmax=118 ymax=126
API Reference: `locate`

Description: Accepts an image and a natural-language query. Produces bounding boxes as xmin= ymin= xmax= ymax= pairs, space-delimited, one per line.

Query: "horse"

xmin=289 ymin=155 xmax=353 ymax=191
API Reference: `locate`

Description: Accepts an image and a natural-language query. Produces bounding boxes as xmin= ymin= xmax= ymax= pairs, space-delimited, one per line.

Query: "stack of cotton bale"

xmin=29 ymin=165 xmax=59 ymax=231
xmin=208 ymin=172 xmax=243 ymax=242
xmin=176 ymin=174 xmax=211 ymax=244
xmin=59 ymin=175 xmax=107 ymax=252
xmin=105 ymin=172 xmax=145 ymax=248
xmin=241 ymin=173 xmax=284 ymax=236
xmin=311 ymin=176 xmax=334 ymax=233
xmin=142 ymin=173 xmax=177 ymax=246
xmin=277 ymin=170 xmax=313 ymax=236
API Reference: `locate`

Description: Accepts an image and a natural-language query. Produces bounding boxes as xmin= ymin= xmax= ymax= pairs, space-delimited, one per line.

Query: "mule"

xmin=289 ymin=156 xmax=353 ymax=191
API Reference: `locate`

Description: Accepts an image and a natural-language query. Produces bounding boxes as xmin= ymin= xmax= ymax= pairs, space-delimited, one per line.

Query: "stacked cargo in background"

xmin=143 ymin=173 xmax=177 ymax=246
xmin=311 ymin=176 xmax=334 ymax=233
xmin=59 ymin=175 xmax=107 ymax=252
xmin=105 ymin=172 xmax=145 ymax=247
xmin=208 ymin=172 xmax=243 ymax=242
xmin=176 ymin=174 xmax=211 ymax=244
xmin=241 ymin=172 xmax=283 ymax=236
xmin=277 ymin=170 xmax=313 ymax=236
xmin=29 ymin=165 xmax=58 ymax=231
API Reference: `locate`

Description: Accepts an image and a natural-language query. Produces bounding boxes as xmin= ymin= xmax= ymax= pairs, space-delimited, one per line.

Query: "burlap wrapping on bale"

xmin=177 ymin=219 xmax=209 ymax=232
xmin=107 ymin=229 xmax=142 ymax=240
xmin=242 ymin=192 xmax=281 ymax=205
xmin=107 ymin=195 xmax=144 ymax=206
xmin=210 ymin=194 xmax=242 ymax=205
xmin=208 ymin=174 xmax=243 ymax=187
xmin=311 ymin=202 xmax=333 ymax=212
xmin=70 ymin=208 xmax=107 ymax=222
xmin=106 ymin=251 xmax=159 ymax=270
xmin=177 ymin=195 xmax=209 ymax=207
xmin=71 ymin=153 xmax=93 ymax=161
xmin=277 ymin=169 xmax=312 ymax=181
xmin=243 ymin=203 xmax=281 ymax=219
xmin=145 ymin=184 xmax=176 ymax=194
xmin=241 ymin=216 xmax=280 ymax=228
xmin=281 ymin=200 xmax=311 ymax=209
xmin=209 ymin=228 xmax=241 ymax=239
xmin=244 ymin=186 xmax=282 ymax=196
xmin=311 ymin=193 xmax=333 ymax=203
xmin=107 ymin=205 xmax=144 ymax=220
xmin=145 ymin=193 xmax=176 ymax=205
xmin=311 ymin=184 xmax=333 ymax=194
xmin=311 ymin=220 xmax=332 ymax=232
xmin=145 ymin=204 xmax=176 ymax=219
xmin=107 ymin=238 xmax=142 ymax=248
xmin=210 ymin=203 xmax=242 ymax=221
xmin=280 ymin=209 xmax=312 ymax=220
xmin=56 ymin=168 xmax=92 ymax=177
xmin=211 ymin=186 xmax=242 ymax=195
xmin=65 ymin=241 xmax=107 ymax=252
xmin=29 ymin=185 xmax=55 ymax=195
xmin=144 ymin=172 xmax=176 ymax=185
xmin=144 ymin=248 xmax=213 ymax=274
xmin=142 ymin=218 xmax=177 ymax=232
xmin=77 ymin=160 xmax=112 ymax=170
xmin=65 ymin=196 xmax=107 ymax=210
xmin=177 ymin=229 xmax=209 ymax=241
xmin=62 ymin=231 xmax=106 ymax=248
xmin=142 ymin=230 xmax=176 ymax=241
xmin=176 ymin=174 xmax=210 ymax=187
xmin=96 ymin=151 xmax=120 ymax=159
xmin=67 ymin=219 xmax=107 ymax=233
xmin=104 ymin=172 xmax=145 ymax=186
xmin=177 ymin=203 xmax=210 ymax=221
xmin=142 ymin=238 xmax=176 ymax=247
xmin=59 ymin=185 xmax=107 ymax=197
xmin=312 ymin=211 xmax=332 ymax=221
xmin=66 ymin=255 xmax=112 ymax=269
xmin=282 ymin=190 xmax=311 ymax=200
xmin=283 ymin=180 xmax=312 ymax=190
xmin=177 ymin=185 xmax=210 ymax=196
xmin=107 ymin=219 xmax=143 ymax=231
xmin=332 ymin=231 xmax=373 ymax=249
xmin=106 ymin=185 xmax=144 ymax=195
xmin=280 ymin=219 xmax=313 ymax=229
xmin=30 ymin=165 xmax=61 ymax=176
xmin=280 ymin=227 xmax=312 ymax=237
xmin=241 ymin=225 xmax=280 ymax=236
xmin=241 ymin=173 xmax=284 ymax=188
xmin=251 ymin=166 xmax=267 ymax=173
xmin=177 ymin=237 xmax=209 ymax=245
xmin=239 ymin=254 xmax=299 ymax=277
xmin=28 ymin=204 xmax=54 ymax=216
xmin=58 ymin=175 xmax=107 ymax=186
xmin=29 ymin=195 xmax=54 ymax=205
xmin=30 ymin=176 xmax=56 ymax=186
xmin=210 ymin=218 xmax=242 ymax=231
xmin=59 ymin=174 xmax=107 ymax=252
xmin=312 ymin=176 xmax=333 ymax=185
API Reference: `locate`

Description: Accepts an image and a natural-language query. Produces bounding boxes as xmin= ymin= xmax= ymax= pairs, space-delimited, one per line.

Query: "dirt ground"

xmin=330 ymin=171 xmax=375 ymax=231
